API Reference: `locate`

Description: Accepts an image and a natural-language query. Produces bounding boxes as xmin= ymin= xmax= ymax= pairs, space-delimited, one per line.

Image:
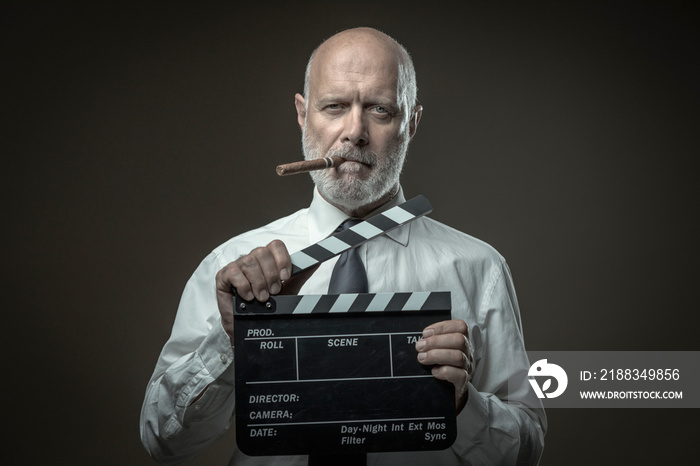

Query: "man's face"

xmin=295 ymin=40 xmax=416 ymax=213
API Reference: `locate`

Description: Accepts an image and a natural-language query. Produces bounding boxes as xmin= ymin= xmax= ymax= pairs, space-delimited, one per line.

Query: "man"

xmin=141 ymin=27 xmax=546 ymax=465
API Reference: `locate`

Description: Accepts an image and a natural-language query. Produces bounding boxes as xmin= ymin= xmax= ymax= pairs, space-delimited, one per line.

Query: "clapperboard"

xmin=233 ymin=195 xmax=456 ymax=457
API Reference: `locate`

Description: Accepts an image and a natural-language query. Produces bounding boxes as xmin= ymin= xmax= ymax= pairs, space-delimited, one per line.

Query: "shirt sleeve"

xmin=140 ymin=251 xmax=237 ymax=463
xmin=451 ymin=260 xmax=547 ymax=465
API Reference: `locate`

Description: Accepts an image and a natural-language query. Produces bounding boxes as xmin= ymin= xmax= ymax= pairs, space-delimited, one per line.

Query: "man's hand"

xmin=415 ymin=319 xmax=474 ymax=414
xmin=215 ymin=240 xmax=291 ymax=342
xmin=215 ymin=240 xmax=319 ymax=344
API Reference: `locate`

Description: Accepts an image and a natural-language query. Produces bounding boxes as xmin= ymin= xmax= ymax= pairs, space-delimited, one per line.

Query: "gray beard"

xmin=301 ymin=127 xmax=408 ymax=212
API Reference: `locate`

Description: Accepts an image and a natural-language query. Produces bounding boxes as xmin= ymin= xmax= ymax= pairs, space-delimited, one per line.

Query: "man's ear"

xmin=408 ymin=104 xmax=423 ymax=139
xmin=294 ymin=93 xmax=307 ymax=130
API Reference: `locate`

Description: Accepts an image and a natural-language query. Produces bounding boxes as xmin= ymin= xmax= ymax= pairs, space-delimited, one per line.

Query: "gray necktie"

xmin=327 ymin=219 xmax=369 ymax=294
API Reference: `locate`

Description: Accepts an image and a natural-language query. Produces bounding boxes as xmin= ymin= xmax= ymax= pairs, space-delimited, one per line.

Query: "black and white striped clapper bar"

xmin=289 ymin=194 xmax=433 ymax=276
xmin=233 ymin=195 xmax=456 ymax=459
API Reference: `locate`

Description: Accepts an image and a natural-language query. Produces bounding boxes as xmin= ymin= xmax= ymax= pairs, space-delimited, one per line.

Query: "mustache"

xmin=326 ymin=147 xmax=379 ymax=166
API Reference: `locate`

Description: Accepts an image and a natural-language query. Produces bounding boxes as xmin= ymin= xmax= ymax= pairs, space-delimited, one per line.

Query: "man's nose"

xmin=340 ymin=107 xmax=369 ymax=146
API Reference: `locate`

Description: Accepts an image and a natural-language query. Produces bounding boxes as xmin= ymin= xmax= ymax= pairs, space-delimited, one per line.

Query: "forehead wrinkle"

xmin=312 ymin=52 xmax=398 ymax=103
xmin=315 ymin=78 xmax=397 ymax=105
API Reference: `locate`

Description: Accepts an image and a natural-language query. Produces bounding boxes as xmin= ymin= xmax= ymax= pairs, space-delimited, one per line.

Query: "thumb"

xmin=280 ymin=264 xmax=320 ymax=295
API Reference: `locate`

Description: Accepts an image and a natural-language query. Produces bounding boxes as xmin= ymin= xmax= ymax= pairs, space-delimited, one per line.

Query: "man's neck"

xmin=320 ymin=183 xmax=400 ymax=219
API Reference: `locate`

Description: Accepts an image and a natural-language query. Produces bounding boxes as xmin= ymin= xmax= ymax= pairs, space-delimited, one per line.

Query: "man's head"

xmin=294 ymin=27 xmax=422 ymax=217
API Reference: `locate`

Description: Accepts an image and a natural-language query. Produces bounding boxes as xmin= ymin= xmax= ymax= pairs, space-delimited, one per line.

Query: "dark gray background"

xmin=5 ymin=1 xmax=698 ymax=464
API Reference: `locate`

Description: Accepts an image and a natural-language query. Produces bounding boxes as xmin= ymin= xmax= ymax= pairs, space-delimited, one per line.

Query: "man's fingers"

xmin=267 ymin=240 xmax=292 ymax=282
xmin=216 ymin=262 xmax=250 ymax=300
xmin=423 ymin=319 xmax=469 ymax=338
xmin=431 ymin=365 xmax=470 ymax=414
xmin=417 ymin=348 xmax=467 ymax=368
xmin=417 ymin=333 xmax=468 ymax=354
xmin=416 ymin=318 xmax=474 ymax=413
xmin=249 ymin=241 xmax=292 ymax=299
xmin=226 ymin=241 xmax=292 ymax=302
xmin=417 ymin=319 xmax=472 ymax=374
xmin=431 ymin=364 xmax=469 ymax=388
xmin=235 ymin=252 xmax=270 ymax=301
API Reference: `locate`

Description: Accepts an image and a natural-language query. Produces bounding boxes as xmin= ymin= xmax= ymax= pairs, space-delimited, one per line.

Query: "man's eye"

xmin=374 ymin=106 xmax=388 ymax=113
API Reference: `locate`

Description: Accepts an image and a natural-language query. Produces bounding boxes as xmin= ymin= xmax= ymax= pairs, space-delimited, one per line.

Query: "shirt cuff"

xmin=200 ymin=320 xmax=235 ymax=383
xmin=175 ymin=321 xmax=235 ymax=411
xmin=451 ymin=383 xmax=488 ymax=455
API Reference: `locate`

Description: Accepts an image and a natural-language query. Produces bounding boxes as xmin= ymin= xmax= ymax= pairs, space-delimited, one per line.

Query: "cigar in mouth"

xmin=276 ymin=156 xmax=346 ymax=176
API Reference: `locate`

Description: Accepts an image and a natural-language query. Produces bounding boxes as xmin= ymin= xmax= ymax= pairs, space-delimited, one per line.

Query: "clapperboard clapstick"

xmin=263 ymin=290 xmax=451 ymax=315
xmin=290 ymin=195 xmax=432 ymax=275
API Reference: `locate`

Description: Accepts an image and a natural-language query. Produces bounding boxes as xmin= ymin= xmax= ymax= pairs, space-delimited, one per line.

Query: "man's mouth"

xmin=337 ymin=151 xmax=376 ymax=167
xmin=342 ymin=158 xmax=372 ymax=167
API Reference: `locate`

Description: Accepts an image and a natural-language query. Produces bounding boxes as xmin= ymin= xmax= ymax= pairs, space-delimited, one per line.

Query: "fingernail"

xmin=422 ymin=328 xmax=434 ymax=338
xmin=270 ymin=282 xmax=281 ymax=295
xmin=280 ymin=268 xmax=290 ymax=281
xmin=415 ymin=340 xmax=426 ymax=351
xmin=417 ymin=352 xmax=427 ymax=362
xmin=259 ymin=290 xmax=269 ymax=301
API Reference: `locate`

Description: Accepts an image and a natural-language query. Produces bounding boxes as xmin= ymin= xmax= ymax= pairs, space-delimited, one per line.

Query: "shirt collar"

xmin=308 ymin=186 xmax=410 ymax=246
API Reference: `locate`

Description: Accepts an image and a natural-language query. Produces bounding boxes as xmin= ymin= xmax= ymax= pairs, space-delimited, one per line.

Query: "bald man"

xmin=141 ymin=28 xmax=546 ymax=465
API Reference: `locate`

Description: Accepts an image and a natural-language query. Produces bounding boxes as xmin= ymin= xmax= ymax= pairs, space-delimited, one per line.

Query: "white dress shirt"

xmin=140 ymin=187 xmax=546 ymax=465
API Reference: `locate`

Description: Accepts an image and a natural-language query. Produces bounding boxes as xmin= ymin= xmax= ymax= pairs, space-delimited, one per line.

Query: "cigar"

xmin=276 ymin=156 xmax=346 ymax=176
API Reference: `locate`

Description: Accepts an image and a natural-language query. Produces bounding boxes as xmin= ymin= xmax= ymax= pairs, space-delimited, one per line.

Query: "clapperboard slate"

xmin=233 ymin=195 xmax=456 ymax=456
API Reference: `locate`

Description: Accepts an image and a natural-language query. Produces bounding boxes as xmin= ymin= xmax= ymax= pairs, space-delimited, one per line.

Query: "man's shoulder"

xmin=411 ymin=216 xmax=506 ymax=264
xmin=211 ymin=208 xmax=309 ymax=261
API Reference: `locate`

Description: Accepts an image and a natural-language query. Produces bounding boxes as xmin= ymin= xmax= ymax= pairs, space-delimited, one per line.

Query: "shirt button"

xmin=220 ymin=354 xmax=228 ymax=364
